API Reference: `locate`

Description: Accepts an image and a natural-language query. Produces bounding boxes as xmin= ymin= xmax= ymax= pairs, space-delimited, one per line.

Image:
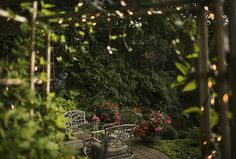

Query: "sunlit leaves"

xmin=174 ymin=62 xmax=189 ymax=75
xmin=182 ymin=106 xmax=201 ymax=115
xmin=60 ymin=35 xmax=66 ymax=43
xmin=182 ymin=80 xmax=197 ymax=92
xmin=7 ymin=8 xmax=16 ymax=19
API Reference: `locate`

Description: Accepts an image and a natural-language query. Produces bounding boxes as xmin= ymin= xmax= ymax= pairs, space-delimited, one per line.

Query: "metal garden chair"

xmin=91 ymin=124 xmax=135 ymax=159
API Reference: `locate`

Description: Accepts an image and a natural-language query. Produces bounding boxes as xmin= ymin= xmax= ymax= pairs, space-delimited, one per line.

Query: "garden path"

xmin=131 ymin=139 xmax=170 ymax=159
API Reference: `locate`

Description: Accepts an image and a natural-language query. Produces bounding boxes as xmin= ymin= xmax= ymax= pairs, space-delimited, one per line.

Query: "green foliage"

xmin=150 ymin=139 xmax=201 ymax=159
xmin=93 ymin=102 xmax=120 ymax=123
xmin=161 ymin=125 xmax=178 ymax=140
xmin=60 ymin=52 xmax=179 ymax=112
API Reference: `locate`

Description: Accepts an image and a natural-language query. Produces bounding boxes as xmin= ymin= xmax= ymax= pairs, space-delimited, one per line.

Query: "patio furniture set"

xmin=64 ymin=110 xmax=138 ymax=159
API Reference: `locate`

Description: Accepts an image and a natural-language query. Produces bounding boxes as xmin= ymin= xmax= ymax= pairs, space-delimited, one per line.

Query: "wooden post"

xmin=46 ymin=32 xmax=51 ymax=95
xmin=214 ymin=1 xmax=231 ymax=158
xmin=227 ymin=0 xmax=236 ymax=158
xmin=197 ymin=3 xmax=211 ymax=158
xmin=30 ymin=1 xmax=37 ymax=91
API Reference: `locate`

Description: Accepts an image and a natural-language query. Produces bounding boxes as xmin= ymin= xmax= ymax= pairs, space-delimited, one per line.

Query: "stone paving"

xmin=131 ymin=140 xmax=170 ymax=159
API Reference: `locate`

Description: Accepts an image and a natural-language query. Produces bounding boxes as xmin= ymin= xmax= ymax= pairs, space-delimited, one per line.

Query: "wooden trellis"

xmin=0 ymin=0 xmax=236 ymax=158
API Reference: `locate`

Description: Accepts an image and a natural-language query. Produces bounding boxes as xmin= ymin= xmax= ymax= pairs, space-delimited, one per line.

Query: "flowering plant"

xmin=135 ymin=110 xmax=172 ymax=137
xmin=92 ymin=115 xmax=100 ymax=123
xmin=95 ymin=102 xmax=120 ymax=123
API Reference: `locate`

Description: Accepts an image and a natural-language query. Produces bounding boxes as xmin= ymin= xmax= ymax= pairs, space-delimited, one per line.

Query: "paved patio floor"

xmin=131 ymin=139 xmax=170 ymax=159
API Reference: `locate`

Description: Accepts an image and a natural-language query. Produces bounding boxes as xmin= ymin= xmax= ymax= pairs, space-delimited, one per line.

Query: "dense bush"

xmin=161 ymin=125 xmax=178 ymax=140
xmin=59 ymin=52 xmax=179 ymax=113
xmin=93 ymin=102 xmax=120 ymax=123
xmin=178 ymin=130 xmax=188 ymax=139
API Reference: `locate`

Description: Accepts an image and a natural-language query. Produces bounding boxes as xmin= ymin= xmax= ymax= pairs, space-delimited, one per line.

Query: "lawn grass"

xmin=148 ymin=139 xmax=201 ymax=159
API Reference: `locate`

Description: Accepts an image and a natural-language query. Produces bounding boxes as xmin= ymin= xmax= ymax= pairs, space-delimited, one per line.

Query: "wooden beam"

xmin=139 ymin=0 xmax=197 ymax=8
xmin=227 ymin=0 xmax=236 ymax=158
xmin=30 ymin=1 xmax=37 ymax=91
xmin=214 ymin=1 xmax=231 ymax=158
xmin=0 ymin=78 xmax=23 ymax=85
xmin=197 ymin=3 xmax=211 ymax=158
xmin=46 ymin=32 xmax=51 ymax=95
xmin=0 ymin=9 xmax=28 ymax=23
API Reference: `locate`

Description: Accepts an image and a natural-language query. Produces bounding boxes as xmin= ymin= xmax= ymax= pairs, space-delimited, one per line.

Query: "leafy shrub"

xmin=186 ymin=127 xmax=201 ymax=145
xmin=135 ymin=110 xmax=172 ymax=137
xmin=178 ymin=130 xmax=188 ymax=139
xmin=161 ymin=125 xmax=178 ymax=140
xmin=150 ymin=139 xmax=201 ymax=159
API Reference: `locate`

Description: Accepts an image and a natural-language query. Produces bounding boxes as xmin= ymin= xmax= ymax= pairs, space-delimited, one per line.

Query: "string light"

xmin=90 ymin=15 xmax=95 ymax=20
xmin=208 ymin=81 xmax=213 ymax=88
xmin=147 ymin=10 xmax=153 ymax=15
xmin=153 ymin=10 xmax=163 ymax=15
xmin=203 ymin=141 xmax=207 ymax=145
xmin=217 ymin=136 xmax=222 ymax=142
xmin=223 ymin=93 xmax=229 ymax=103
xmin=11 ymin=104 xmax=15 ymax=110
xmin=92 ymin=22 xmax=97 ymax=26
xmin=6 ymin=86 xmax=9 ymax=92
xmin=107 ymin=17 xmax=111 ymax=22
xmin=96 ymin=13 xmax=101 ymax=17
xmin=207 ymin=155 xmax=213 ymax=159
xmin=58 ymin=19 xmax=63 ymax=24
xmin=115 ymin=10 xmax=124 ymax=18
xmin=200 ymin=106 xmax=204 ymax=112
xmin=127 ymin=10 xmax=133 ymax=16
xmin=204 ymin=6 xmax=209 ymax=12
xmin=176 ymin=6 xmax=182 ymax=11
xmin=209 ymin=13 xmax=215 ymax=20
xmin=211 ymin=64 xmax=217 ymax=71
xmin=35 ymin=66 xmax=38 ymax=71
xmin=120 ymin=0 xmax=127 ymax=6
xmin=77 ymin=2 xmax=83 ymax=7
xmin=211 ymin=98 xmax=215 ymax=105
xmin=82 ymin=18 xmax=86 ymax=22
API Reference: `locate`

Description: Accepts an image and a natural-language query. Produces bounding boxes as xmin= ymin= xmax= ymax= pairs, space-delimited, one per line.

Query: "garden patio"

xmin=1 ymin=0 xmax=236 ymax=159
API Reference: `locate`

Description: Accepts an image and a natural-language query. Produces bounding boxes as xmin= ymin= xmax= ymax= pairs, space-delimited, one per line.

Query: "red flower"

xmin=165 ymin=120 xmax=171 ymax=124
xmin=92 ymin=115 xmax=100 ymax=122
